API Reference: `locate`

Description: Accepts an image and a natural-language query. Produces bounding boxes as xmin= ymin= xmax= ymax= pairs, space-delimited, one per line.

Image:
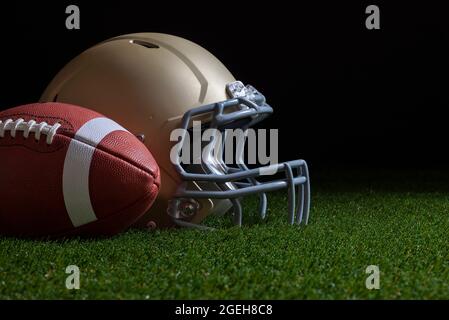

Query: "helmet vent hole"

xmin=130 ymin=40 xmax=159 ymax=49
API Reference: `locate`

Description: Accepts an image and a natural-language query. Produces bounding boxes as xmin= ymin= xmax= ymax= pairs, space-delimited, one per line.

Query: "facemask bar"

xmin=222 ymin=133 xmax=268 ymax=219
xmin=170 ymin=83 xmax=310 ymax=229
xmin=212 ymin=113 xmax=269 ymax=220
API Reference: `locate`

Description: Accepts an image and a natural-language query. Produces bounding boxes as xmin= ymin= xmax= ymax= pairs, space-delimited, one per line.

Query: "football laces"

xmin=0 ymin=118 xmax=61 ymax=144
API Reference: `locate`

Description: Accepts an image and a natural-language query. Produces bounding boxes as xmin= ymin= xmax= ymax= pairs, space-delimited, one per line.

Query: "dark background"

xmin=0 ymin=1 xmax=448 ymax=171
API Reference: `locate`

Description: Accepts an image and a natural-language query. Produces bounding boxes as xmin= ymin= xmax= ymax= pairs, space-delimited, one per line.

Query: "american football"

xmin=0 ymin=102 xmax=160 ymax=237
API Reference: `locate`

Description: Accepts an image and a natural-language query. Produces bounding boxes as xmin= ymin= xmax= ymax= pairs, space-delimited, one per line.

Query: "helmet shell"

xmin=41 ymin=33 xmax=236 ymax=227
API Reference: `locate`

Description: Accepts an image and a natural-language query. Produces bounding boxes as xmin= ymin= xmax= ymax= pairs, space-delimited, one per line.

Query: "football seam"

xmin=67 ymin=134 xmax=160 ymax=185
xmin=0 ymin=142 xmax=161 ymax=187
xmin=63 ymin=134 xmax=161 ymax=187
xmin=0 ymin=141 xmax=66 ymax=153
xmin=0 ymin=125 xmax=160 ymax=185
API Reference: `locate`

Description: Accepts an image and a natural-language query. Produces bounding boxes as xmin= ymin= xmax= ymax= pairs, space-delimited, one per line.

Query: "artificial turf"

xmin=0 ymin=169 xmax=448 ymax=299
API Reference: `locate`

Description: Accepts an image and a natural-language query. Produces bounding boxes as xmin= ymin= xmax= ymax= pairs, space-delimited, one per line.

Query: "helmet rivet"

xmin=179 ymin=201 xmax=198 ymax=218
xmin=168 ymin=198 xmax=200 ymax=219
xmin=146 ymin=221 xmax=157 ymax=230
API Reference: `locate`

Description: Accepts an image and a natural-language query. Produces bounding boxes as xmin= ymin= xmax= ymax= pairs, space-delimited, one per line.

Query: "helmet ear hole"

xmin=129 ymin=40 xmax=159 ymax=49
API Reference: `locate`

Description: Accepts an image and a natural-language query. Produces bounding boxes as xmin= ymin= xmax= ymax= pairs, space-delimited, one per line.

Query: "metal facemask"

xmin=169 ymin=81 xmax=310 ymax=230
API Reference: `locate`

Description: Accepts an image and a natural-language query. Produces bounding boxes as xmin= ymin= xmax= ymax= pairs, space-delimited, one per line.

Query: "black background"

xmin=1 ymin=300 xmax=446 ymax=319
xmin=0 ymin=1 xmax=448 ymax=171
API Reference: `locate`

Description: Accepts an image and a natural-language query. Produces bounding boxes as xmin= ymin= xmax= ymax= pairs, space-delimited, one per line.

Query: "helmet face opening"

xmin=40 ymin=33 xmax=311 ymax=229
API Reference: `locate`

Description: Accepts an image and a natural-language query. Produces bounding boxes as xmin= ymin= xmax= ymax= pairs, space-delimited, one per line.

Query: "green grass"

xmin=1 ymin=170 xmax=449 ymax=299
